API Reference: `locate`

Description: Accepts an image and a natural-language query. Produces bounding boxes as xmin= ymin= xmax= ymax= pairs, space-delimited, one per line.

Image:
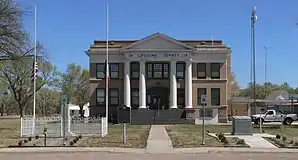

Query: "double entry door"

xmin=147 ymin=87 xmax=169 ymax=110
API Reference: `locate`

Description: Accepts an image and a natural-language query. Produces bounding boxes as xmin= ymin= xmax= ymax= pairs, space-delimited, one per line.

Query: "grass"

xmin=165 ymin=124 xmax=298 ymax=148
xmin=0 ymin=118 xmax=21 ymax=146
xmin=76 ymin=125 xmax=151 ymax=148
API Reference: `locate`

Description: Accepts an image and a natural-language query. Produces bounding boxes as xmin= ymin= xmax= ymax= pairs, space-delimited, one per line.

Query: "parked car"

xmin=251 ymin=109 xmax=297 ymax=125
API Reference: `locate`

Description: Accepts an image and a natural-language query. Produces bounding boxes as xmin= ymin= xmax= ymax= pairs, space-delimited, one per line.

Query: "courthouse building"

xmin=85 ymin=33 xmax=232 ymax=124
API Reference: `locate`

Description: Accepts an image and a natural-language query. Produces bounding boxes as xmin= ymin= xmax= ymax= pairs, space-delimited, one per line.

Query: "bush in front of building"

xmin=236 ymin=139 xmax=245 ymax=145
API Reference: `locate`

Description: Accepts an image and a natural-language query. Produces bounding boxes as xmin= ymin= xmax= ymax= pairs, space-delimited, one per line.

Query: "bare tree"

xmin=61 ymin=63 xmax=89 ymax=117
xmin=0 ymin=57 xmax=59 ymax=117
xmin=0 ymin=0 xmax=30 ymax=61
xmin=37 ymin=88 xmax=60 ymax=117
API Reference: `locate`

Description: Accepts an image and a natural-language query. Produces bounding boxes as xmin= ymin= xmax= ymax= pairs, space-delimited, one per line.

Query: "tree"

xmin=37 ymin=88 xmax=60 ymax=116
xmin=0 ymin=0 xmax=29 ymax=61
xmin=238 ymin=82 xmax=298 ymax=99
xmin=229 ymin=72 xmax=240 ymax=96
xmin=61 ymin=63 xmax=89 ymax=117
xmin=0 ymin=58 xmax=59 ymax=117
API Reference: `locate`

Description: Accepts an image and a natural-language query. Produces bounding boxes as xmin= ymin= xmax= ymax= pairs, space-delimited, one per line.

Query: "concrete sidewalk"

xmin=145 ymin=125 xmax=173 ymax=153
xmin=237 ymin=134 xmax=277 ymax=148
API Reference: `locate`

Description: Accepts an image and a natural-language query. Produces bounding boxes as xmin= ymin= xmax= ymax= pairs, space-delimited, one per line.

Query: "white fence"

xmin=20 ymin=116 xmax=108 ymax=138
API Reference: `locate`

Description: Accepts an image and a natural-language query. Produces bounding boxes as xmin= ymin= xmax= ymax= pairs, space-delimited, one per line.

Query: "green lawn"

xmin=76 ymin=125 xmax=151 ymax=148
xmin=165 ymin=124 xmax=298 ymax=148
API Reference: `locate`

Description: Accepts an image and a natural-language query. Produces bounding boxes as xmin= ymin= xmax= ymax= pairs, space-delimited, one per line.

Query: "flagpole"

xmin=105 ymin=4 xmax=109 ymax=134
xmin=33 ymin=4 xmax=37 ymax=135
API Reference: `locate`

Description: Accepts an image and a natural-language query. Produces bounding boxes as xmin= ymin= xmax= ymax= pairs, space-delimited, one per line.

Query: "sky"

xmin=18 ymin=0 xmax=298 ymax=88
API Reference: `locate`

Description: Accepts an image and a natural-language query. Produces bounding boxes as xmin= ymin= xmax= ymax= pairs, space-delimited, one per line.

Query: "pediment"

xmin=121 ymin=33 xmax=195 ymax=50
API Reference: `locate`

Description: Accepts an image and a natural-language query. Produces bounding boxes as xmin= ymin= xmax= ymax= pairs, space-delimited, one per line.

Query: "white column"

xmin=124 ymin=61 xmax=131 ymax=108
xmin=185 ymin=61 xmax=193 ymax=108
xmin=139 ymin=60 xmax=146 ymax=108
xmin=170 ymin=61 xmax=178 ymax=109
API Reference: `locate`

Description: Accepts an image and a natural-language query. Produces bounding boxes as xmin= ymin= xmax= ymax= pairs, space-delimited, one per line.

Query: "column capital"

xmin=139 ymin=59 xmax=146 ymax=63
xmin=170 ymin=60 xmax=177 ymax=64
xmin=185 ymin=59 xmax=193 ymax=64
xmin=124 ymin=60 xmax=131 ymax=63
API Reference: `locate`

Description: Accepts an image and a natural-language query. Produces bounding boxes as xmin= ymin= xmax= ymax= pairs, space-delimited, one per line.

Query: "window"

xmin=109 ymin=88 xmax=119 ymax=105
xmin=96 ymin=63 xmax=119 ymax=79
xmin=109 ymin=63 xmax=119 ymax=79
xmin=197 ymin=63 xmax=206 ymax=79
xmin=267 ymin=111 xmax=274 ymax=115
xmin=96 ymin=64 xmax=105 ymax=79
xmin=211 ymin=88 xmax=220 ymax=106
xmin=199 ymin=109 xmax=213 ymax=117
xmin=147 ymin=64 xmax=153 ymax=78
xmin=153 ymin=64 xmax=163 ymax=78
xmin=211 ymin=63 xmax=220 ymax=79
xmin=176 ymin=63 xmax=185 ymax=79
xmin=96 ymin=88 xmax=105 ymax=105
xmin=197 ymin=88 xmax=207 ymax=105
xmin=147 ymin=63 xmax=169 ymax=79
xmin=131 ymin=89 xmax=139 ymax=108
xmin=131 ymin=62 xmax=139 ymax=79
xmin=163 ymin=63 xmax=169 ymax=78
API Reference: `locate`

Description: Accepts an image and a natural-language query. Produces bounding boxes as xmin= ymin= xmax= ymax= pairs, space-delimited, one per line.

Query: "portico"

xmin=123 ymin=52 xmax=193 ymax=109
xmin=86 ymin=32 xmax=232 ymax=124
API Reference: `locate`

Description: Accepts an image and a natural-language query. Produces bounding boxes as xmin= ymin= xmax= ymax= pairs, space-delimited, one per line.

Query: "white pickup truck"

xmin=251 ymin=109 xmax=298 ymax=125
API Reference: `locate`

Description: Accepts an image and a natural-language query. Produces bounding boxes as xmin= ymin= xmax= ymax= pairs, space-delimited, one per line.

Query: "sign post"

xmin=201 ymin=94 xmax=207 ymax=145
xmin=118 ymin=105 xmax=131 ymax=145
xmin=60 ymin=95 xmax=68 ymax=146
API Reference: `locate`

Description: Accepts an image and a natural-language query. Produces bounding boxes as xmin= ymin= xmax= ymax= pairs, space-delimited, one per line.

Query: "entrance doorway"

xmin=147 ymin=87 xmax=169 ymax=110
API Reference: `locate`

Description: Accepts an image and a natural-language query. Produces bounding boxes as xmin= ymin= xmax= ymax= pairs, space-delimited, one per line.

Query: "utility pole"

xmin=251 ymin=7 xmax=261 ymax=132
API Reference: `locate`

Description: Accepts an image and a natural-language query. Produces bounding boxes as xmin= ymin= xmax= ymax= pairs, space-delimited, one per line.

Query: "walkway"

xmin=145 ymin=125 xmax=173 ymax=153
xmin=237 ymin=133 xmax=277 ymax=148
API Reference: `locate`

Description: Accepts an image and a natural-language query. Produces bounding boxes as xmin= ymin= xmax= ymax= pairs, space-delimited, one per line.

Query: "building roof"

xmin=89 ymin=32 xmax=226 ymax=50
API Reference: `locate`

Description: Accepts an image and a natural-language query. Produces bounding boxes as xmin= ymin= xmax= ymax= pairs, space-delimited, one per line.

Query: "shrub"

xmin=18 ymin=140 xmax=23 ymax=146
xmin=218 ymin=133 xmax=224 ymax=140
xmin=276 ymin=134 xmax=281 ymax=139
xmin=294 ymin=141 xmax=298 ymax=146
xmin=236 ymin=139 xmax=245 ymax=145
xmin=282 ymin=136 xmax=287 ymax=141
xmin=35 ymin=135 xmax=39 ymax=139
xmin=78 ymin=135 xmax=82 ymax=139
xmin=206 ymin=130 xmax=210 ymax=133
xmin=73 ymin=139 xmax=77 ymax=143
xmin=28 ymin=137 xmax=32 ymax=141
xmin=70 ymin=141 xmax=74 ymax=146
xmin=23 ymin=139 xmax=29 ymax=143
xmin=220 ymin=136 xmax=227 ymax=143
xmin=75 ymin=137 xmax=79 ymax=141
xmin=223 ymin=139 xmax=229 ymax=145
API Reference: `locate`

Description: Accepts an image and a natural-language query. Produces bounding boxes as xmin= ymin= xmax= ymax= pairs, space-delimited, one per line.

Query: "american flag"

xmin=31 ymin=61 xmax=38 ymax=83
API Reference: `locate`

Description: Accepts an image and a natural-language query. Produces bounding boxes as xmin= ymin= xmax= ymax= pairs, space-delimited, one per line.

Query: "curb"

xmin=0 ymin=147 xmax=146 ymax=154
xmin=173 ymin=147 xmax=298 ymax=153
xmin=0 ymin=147 xmax=298 ymax=154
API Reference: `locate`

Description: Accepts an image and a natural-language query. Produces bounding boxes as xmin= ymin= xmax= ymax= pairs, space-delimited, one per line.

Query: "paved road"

xmin=0 ymin=152 xmax=297 ymax=160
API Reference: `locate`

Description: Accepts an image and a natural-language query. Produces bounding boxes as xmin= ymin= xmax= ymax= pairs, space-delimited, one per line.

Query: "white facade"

xmin=86 ymin=33 xmax=229 ymax=110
